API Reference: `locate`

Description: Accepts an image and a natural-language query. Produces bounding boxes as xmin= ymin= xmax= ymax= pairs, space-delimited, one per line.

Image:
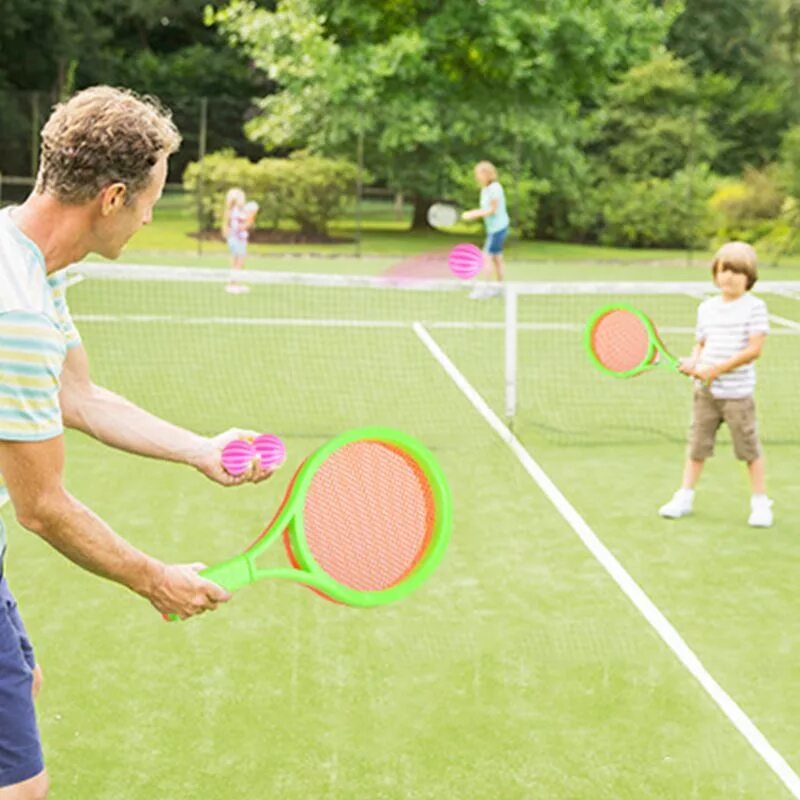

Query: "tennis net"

xmin=66 ymin=264 xmax=800 ymax=447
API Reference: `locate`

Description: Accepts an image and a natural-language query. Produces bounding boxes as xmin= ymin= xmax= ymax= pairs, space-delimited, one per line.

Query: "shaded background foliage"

xmin=4 ymin=0 xmax=800 ymax=249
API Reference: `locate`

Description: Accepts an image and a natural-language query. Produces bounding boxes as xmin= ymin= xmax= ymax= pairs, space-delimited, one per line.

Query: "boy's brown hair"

xmin=36 ymin=86 xmax=181 ymax=205
xmin=711 ymin=241 xmax=758 ymax=290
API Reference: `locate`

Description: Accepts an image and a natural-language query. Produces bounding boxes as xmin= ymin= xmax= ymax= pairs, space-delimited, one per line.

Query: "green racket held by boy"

xmin=168 ymin=427 xmax=451 ymax=620
xmin=584 ymin=303 xmax=681 ymax=378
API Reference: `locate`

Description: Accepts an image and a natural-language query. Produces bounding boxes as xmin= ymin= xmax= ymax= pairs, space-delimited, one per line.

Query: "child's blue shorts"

xmin=227 ymin=235 xmax=248 ymax=258
xmin=484 ymin=226 xmax=509 ymax=255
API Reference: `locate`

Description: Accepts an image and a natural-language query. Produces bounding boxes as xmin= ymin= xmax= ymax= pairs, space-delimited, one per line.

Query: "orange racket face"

xmin=284 ymin=440 xmax=436 ymax=595
xmin=589 ymin=308 xmax=652 ymax=374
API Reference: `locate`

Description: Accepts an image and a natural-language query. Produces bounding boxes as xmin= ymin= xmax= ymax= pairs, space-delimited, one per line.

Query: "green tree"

xmin=668 ymin=0 xmax=795 ymax=172
xmin=575 ymin=50 xmax=719 ymax=248
xmin=591 ymin=51 xmax=717 ymax=179
xmin=0 ymin=0 xmax=273 ymax=178
xmin=214 ymin=0 xmax=674 ymax=232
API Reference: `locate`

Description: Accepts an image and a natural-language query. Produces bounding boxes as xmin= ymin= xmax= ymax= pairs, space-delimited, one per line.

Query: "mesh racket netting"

xmin=296 ymin=441 xmax=435 ymax=592
xmin=589 ymin=308 xmax=652 ymax=373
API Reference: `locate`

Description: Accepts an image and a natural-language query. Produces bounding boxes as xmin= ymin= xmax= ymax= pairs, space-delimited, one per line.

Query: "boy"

xmin=659 ymin=241 xmax=773 ymax=527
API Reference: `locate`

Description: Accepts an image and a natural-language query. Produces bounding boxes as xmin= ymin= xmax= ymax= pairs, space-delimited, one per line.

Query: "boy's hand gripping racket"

xmin=170 ymin=427 xmax=451 ymax=619
xmin=585 ymin=303 xmax=680 ymax=378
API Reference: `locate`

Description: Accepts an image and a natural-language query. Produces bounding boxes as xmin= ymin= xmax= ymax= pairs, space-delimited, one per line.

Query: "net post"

xmin=196 ymin=96 xmax=208 ymax=258
xmin=504 ymin=282 xmax=518 ymax=424
xmin=355 ymin=123 xmax=364 ymax=259
xmin=30 ymin=92 xmax=40 ymax=180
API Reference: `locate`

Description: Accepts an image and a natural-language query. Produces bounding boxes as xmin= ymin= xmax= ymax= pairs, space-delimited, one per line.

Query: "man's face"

xmin=93 ymin=153 xmax=168 ymax=259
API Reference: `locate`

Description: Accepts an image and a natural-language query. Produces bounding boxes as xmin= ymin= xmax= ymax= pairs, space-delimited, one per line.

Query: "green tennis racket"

xmin=585 ymin=303 xmax=680 ymax=378
xmin=170 ymin=427 xmax=451 ymax=619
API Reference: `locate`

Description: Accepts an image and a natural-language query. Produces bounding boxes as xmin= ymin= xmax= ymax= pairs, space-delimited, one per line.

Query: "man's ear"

xmin=99 ymin=182 xmax=127 ymax=216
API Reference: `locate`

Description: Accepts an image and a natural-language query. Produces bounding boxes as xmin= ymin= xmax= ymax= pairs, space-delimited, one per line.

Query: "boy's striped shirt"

xmin=696 ymin=293 xmax=769 ymax=399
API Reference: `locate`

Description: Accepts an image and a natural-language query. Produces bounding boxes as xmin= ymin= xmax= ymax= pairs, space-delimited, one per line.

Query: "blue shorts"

xmin=227 ymin=235 xmax=247 ymax=258
xmin=484 ymin=226 xmax=509 ymax=255
xmin=0 ymin=577 xmax=44 ymax=788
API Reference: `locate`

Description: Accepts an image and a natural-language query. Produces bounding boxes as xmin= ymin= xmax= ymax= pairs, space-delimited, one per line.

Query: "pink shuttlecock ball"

xmin=448 ymin=243 xmax=483 ymax=280
xmin=252 ymin=434 xmax=286 ymax=469
xmin=221 ymin=439 xmax=256 ymax=476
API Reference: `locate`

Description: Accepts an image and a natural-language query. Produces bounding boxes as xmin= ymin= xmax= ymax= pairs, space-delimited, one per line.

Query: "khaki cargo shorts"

xmin=688 ymin=388 xmax=762 ymax=462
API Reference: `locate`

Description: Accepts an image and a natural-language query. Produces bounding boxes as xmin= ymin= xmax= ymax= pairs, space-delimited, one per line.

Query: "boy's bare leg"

xmin=681 ymin=458 xmax=704 ymax=489
xmin=747 ymin=456 xmax=766 ymax=495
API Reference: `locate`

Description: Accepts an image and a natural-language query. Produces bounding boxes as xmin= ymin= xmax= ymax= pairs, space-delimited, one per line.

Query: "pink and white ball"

xmin=448 ymin=244 xmax=484 ymax=280
xmin=252 ymin=434 xmax=286 ymax=469
xmin=221 ymin=439 xmax=257 ymax=477
xmin=221 ymin=434 xmax=286 ymax=476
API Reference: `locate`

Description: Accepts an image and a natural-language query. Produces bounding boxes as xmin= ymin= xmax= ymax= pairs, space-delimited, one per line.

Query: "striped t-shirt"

xmin=0 ymin=207 xmax=81 ymax=561
xmin=695 ymin=293 xmax=769 ymax=399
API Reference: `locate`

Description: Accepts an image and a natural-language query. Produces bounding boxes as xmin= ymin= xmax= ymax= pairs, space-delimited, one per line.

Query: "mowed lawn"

xmin=2 ymin=211 xmax=800 ymax=798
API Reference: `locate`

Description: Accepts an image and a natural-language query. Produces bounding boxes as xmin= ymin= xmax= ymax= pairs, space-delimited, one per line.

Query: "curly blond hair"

xmin=36 ymin=86 xmax=181 ymax=204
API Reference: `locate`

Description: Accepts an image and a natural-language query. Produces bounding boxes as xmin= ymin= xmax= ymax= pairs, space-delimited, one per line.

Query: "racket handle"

xmin=662 ymin=353 xmax=680 ymax=371
xmin=200 ymin=555 xmax=254 ymax=592
xmin=163 ymin=555 xmax=253 ymax=623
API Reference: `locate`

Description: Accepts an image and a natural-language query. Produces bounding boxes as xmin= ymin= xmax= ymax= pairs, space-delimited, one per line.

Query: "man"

xmin=0 ymin=86 xmax=274 ymax=800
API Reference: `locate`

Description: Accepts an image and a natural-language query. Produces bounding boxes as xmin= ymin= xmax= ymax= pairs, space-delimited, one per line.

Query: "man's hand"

xmin=145 ymin=562 xmax=232 ymax=620
xmin=191 ymin=428 xmax=278 ymax=486
xmin=678 ymin=357 xmax=698 ymax=376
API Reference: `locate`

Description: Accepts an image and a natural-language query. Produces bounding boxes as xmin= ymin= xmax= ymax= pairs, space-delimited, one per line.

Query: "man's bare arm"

xmin=0 ymin=435 xmax=230 ymax=619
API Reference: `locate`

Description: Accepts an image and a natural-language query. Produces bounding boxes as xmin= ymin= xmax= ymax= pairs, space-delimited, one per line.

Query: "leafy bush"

xmin=183 ymin=149 xmax=255 ymax=230
xmin=279 ymin=152 xmax=359 ymax=235
xmin=780 ymin=126 xmax=800 ymax=200
xmin=708 ymin=166 xmax=785 ymax=243
xmin=184 ymin=150 xmax=360 ymax=236
xmin=597 ymin=166 xmax=716 ymax=248
xmin=592 ymin=51 xmax=718 ymax=180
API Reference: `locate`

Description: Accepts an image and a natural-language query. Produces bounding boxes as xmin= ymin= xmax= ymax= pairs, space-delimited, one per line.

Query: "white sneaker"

xmin=468 ymin=285 xmax=488 ymax=300
xmin=225 ymin=284 xmax=250 ymax=294
xmin=659 ymin=489 xmax=694 ymax=519
xmin=748 ymin=496 xmax=773 ymax=528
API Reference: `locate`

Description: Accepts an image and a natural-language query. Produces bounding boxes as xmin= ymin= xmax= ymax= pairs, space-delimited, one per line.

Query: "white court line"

xmin=684 ymin=289 xmax=800 ymax=331
xmin=71 ymin=313 xmax=800 ymax=336
xmin=70 ymin=313 xmax=571 ymax=331
xmin=767 ymin=313 xmax=800 ymax=331
xmin=73 ymin=314 xmax=412 ymax=329
xmin=412 ymin=320 xmax=800 ymax=798
xmin=69 ymin=313 xmax=625 ymax=332
xmin=772 ymin=289 xmax=800 ymax=302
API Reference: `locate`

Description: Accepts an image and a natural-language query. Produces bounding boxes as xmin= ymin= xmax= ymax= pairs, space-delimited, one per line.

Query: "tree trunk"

xmin=411 ymin=195 xmax=435 ymax=230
